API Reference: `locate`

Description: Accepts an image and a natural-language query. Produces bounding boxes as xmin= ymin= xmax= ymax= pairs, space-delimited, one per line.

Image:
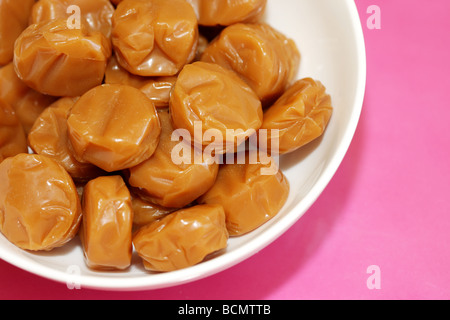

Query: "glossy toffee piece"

xmin=0 ymin=153 xmax=82 ymax=251
xmin=260 ymin=78 xmax=334 ymax=155
xmin=201 ymin=23 xmax=300 ymax=105
xmin=67 ymin=84 xmax=161 ymax=172
xmin=81 ymin=175 xmax=133 ymax=270
xmin=112 ymin=0 xmax=198 ymax=77
xmin=170 ymin=61 xmax=263 ymax=154
xmin=133 ymin=204 xmax=229 ymax=272
xmin=14 ymin=19 xmax=111 ymax=97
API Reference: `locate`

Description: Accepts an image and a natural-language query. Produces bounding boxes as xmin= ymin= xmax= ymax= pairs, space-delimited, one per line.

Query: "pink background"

xmin=1 ymin=0 xmax=450 ymax=300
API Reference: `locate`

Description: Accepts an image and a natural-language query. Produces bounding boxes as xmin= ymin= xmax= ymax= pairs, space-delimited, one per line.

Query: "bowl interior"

xmin=0 ymin=0 xmax=366 ymax=291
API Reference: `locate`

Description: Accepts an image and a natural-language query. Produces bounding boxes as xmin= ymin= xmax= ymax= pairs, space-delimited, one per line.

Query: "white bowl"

xmin=0 ymin=0 xmax=366 ymax=291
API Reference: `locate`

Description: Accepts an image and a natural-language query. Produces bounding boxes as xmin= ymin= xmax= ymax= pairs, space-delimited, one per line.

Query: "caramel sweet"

xmin=170 ymin=61 xmax=263 ymax=154
xmin=0 ymin=153 xmax=82 ymax=251
xmin=81 ymin=175 xmax=133 ymax=270
xmin=105 ymin=55 xmax=176 ymax=108
xmin=28 ymin=97 xmax=104 ymax=181
xmin=201 ymin=23 xmax=300 ymax=105
xmin=0 ymin=100 xmax=27 ymax=163
xmin=192 ymin=0 xmax=267 ymax=26
xmin=0 ymin=0 xmax=35 ymax=65
xmin=131 ymin=195 xmax=175 ymax=227
xmin=128 ymin=110 xmax=219 ymax=208
xmin=198 ymin=152 xmax=290 ymax=236
xmin=0 ymin=63 xmax=57 ymax=134
xmin=112 ymin=0 xmax=198 ymax=76
xmin=14 ymin=19 xmax=112 ymax=97
xmin=133 ymin=204 xmax=229 ymax=272
xmin=30 ymin=0 xmax=115 ymax=39
xmin=260 ymin=78 xmax=333 ymax=154
xmin=67 ymin=84 xmax=161 ymax=172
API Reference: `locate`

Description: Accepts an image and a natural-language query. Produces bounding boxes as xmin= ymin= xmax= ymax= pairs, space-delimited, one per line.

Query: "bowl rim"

xmin=0 ymin=0 xmax=367 ymax=291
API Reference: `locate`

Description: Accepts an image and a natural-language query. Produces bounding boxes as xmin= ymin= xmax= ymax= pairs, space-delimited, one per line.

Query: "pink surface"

xmin=1 ymin=0 xmax=450 ymax=300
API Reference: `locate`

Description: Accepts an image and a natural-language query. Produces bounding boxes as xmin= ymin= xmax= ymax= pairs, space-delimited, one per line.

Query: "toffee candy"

xmin=199 ymin=151 xmax=290 ymax=236
xmin=28 ymin=97 xmax=104 ymax=181
xmin=133 ymin=204 xmax=229 ymax=272
xmin=131 ymin=195 xmax=175 ymax=227
xmin=0 ymin=100 xmax=27 ymax=163
xmin=201 ymin=23 xmax=300 ymax=105
xmin=112 ymin=0 xmax=198 ymax=77
xmin=170 ymin=61 xmax=263 ymax=154
xmin=128 ymin=109 xmax=219 ymax=208
xmin=0 ymin=153 xmax=82 ymax=251
xmin=0 ymin=0 xmax=35 ymax=65
xmin=0 ymin=63 xmax=57 ymax=134
xmin=67 ymin=84 xmax=161 ymax=172
xmin=81 ymin=175 xmax=133 ymax=270
xmin=14 ymin=19 xmax=112 ymax=97
xmin=260 ymin=78 xmax=333 ymax=154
